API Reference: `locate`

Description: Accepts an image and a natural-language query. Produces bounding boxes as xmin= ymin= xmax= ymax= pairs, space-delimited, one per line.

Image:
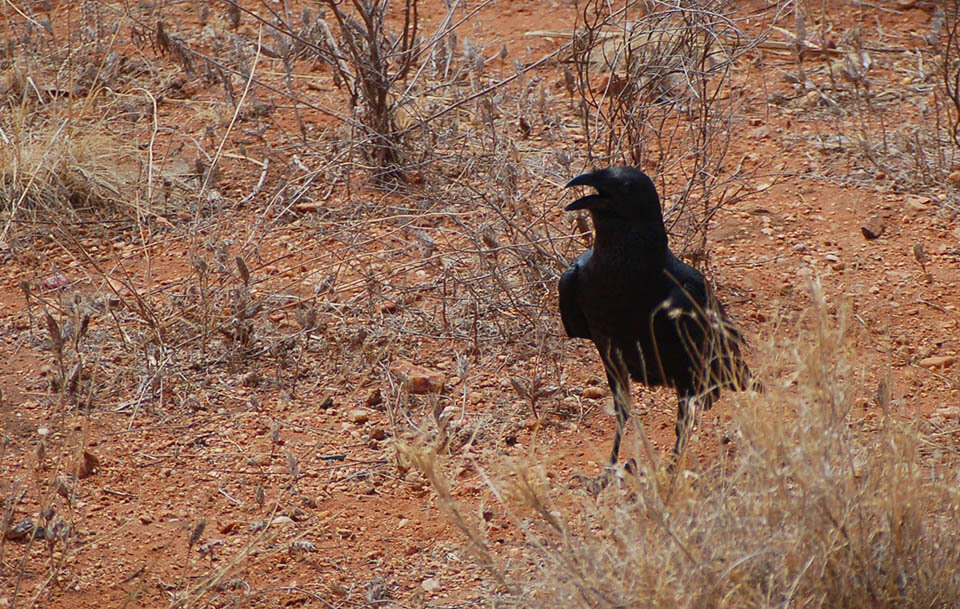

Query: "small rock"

xmin=294 ymin=201 xmax=323 ymax=213
xmin=421 ymin=577 xmax=441 ymax=593
xmin=905 ymin=195 xmax=931 ymax=211
xmin=861 ymin=216 xmax=885 ymax=240
xmin=348 ymin=408 xmax=372 ymax=425
xmin=75 ymin=451 xmax=100 ymax=479
xmin=919 ymin=355 xmax=956 ymax=369
xmin=365 ymin=389 xmax=382 ymax=407
xmin=934 ymin=406 xmax=959 ymax=420
xmin=390 ymin=360 xmax=444 ymax=394
xmin=582 ymin=386 xmax=606 ymax=399
xmin=5 ymin=520 xmax=38 ymax=541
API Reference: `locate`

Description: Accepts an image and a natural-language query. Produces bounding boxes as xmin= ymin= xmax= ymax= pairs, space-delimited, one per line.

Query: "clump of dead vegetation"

xmin=769 ymin=0 xmax=960 ymax=202
xmin=563 ymin=0 xmax=785 ymax=255
xmin=407 ymin=283 xmax=960 ymax=608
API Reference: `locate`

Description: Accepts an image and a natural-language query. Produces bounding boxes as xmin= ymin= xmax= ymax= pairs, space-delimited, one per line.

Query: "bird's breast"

xmin=577 ymin=264 xmax=666 ymax=335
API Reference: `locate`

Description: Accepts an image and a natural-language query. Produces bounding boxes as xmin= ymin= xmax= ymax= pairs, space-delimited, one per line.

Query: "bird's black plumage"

xmin=560 ymin=166 xmax=752 ymax=464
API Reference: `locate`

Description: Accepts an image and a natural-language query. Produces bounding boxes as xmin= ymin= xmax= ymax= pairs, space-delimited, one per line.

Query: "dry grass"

xmin=410 ymin=284 xmax=960 ymax=608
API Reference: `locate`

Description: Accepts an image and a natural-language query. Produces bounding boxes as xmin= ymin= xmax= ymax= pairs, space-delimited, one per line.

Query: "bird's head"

xmin=564 ymin=166 xmax=663 ymax=223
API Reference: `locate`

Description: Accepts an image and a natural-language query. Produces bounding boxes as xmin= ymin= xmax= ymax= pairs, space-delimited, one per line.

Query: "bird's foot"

xmin=571 ymin=459 xmax=639 ymax=498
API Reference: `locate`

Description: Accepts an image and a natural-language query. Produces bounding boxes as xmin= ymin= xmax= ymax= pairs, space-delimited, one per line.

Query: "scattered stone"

xmin=5 ymin=520 xmax=39 ymax=541
xmin=348 ymin=408 xmax=372 ymax=425
xmin=390 ymin=360 xmax=445 ymax=394
xmin=421 ymin=577 xmax=441 ymax=593
xmin=918 ymin=355 xmax=956 ymax=369
xmin=365 ymin=388 xmax=382 ymax=407
xmin=294 ymin=201 xmax=322 ymax=212
xmin=905 ymin=195 xmax=931 ymax=211
xmin=582 ymin=386 xmax=606 ymax=399
xmin=860 ymin=216 xmax=885 ymax=240
xmin=76 ymin=451 xmax=100 ymax=479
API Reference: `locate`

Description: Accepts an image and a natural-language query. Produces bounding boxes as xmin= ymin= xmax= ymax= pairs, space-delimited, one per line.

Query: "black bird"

xmin=559 ymin=167 xmax=752 ymax=465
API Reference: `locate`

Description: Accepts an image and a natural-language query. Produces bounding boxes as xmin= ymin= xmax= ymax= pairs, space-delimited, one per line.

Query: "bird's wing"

xmin=559 ymin=251 xmax=592 ymax=339
xmin=660 ymin=254 xmax=748 ymax=398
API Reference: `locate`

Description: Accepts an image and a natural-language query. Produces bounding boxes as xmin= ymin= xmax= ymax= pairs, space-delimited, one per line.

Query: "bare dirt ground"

xmin=1 ymin=1 xmax=959 ymax=607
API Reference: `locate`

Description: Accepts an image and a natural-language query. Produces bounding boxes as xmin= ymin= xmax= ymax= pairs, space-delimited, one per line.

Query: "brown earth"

xmin=1 ymin=1 xmax=959 ymax=608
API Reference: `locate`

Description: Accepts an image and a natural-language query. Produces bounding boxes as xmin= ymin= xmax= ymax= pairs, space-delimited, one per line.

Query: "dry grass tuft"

xmin=0 ymin=120 xmax=142 ymax=229
xmin=411 ymin=283 xmax=960 ymax=608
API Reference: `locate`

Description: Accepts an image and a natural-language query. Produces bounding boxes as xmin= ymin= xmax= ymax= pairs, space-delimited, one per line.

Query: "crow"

xmin=559 ymin=166 xmax=752 ymax=465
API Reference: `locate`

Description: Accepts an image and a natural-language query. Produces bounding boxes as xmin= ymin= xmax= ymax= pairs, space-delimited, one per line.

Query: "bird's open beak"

xmin=564 ymin=171 xmax=604 ymax=211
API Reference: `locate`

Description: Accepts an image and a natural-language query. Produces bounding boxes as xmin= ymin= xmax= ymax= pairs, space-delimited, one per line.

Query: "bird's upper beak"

xmin=564 ymin=171 xmax=605 ymax=211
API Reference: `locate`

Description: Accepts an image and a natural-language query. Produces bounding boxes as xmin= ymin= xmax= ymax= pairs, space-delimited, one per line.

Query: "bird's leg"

xmin=606 ymin=370 xmax=631 ymax=465
xmin=672 ymin=395 xmax=698 ymax=460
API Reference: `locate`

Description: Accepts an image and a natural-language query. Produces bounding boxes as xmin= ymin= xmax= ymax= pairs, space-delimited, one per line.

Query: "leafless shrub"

xmin=155 ymin=20 xmax=196 ymax=75
xmin=568 ymin=0 xmax=773 ymax=255
xmin=318 ymin=0 xmax=419 ymax=172
xmin=940 ymin=2 xmax=960 ymax=150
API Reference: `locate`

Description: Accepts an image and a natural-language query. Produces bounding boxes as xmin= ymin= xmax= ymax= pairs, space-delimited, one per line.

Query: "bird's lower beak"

xmin=564 ymin=195 xmax=602 ymax=211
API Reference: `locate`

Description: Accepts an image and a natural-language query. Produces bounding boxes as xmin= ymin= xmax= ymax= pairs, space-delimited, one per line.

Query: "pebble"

xmin=421 ymin=577 xmax=441 ymax=593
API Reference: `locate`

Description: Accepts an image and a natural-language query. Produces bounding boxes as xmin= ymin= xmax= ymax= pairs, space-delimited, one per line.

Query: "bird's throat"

xmin=592 ymin=215 xmax=668 ymax=258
